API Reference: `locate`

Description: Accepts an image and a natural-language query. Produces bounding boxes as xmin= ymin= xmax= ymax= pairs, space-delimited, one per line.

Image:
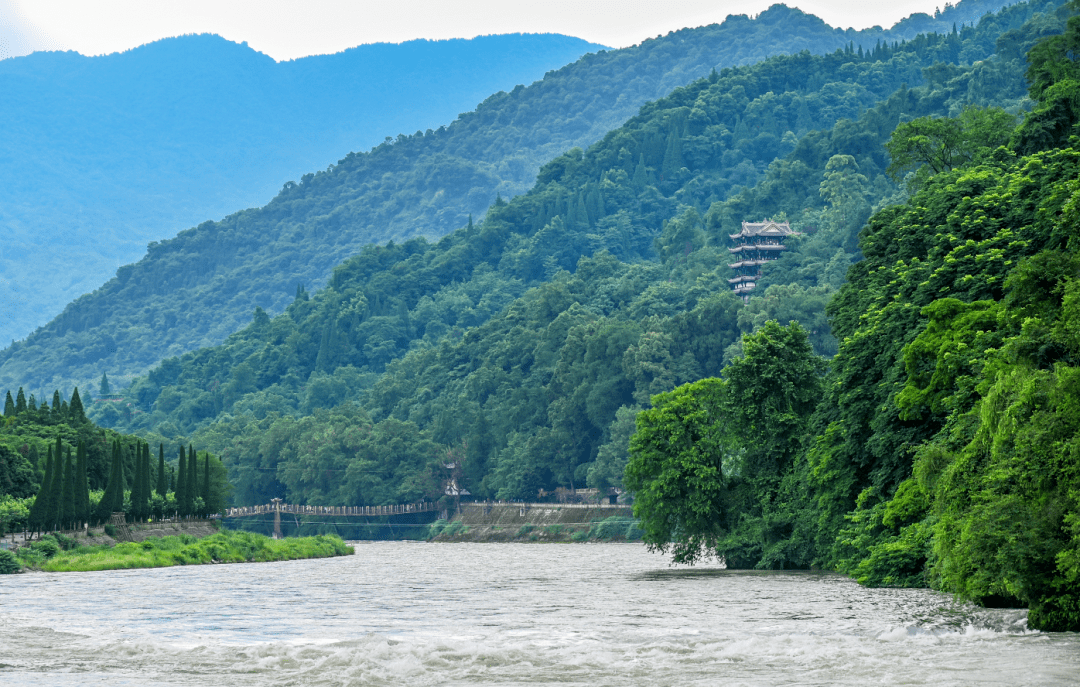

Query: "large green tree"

xmin=624 ymin=377 xmax=730 ymax=564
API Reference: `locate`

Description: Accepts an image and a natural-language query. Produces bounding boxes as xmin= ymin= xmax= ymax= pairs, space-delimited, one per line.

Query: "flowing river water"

xmin=1 ymin=541 xmax=1078 ymax=685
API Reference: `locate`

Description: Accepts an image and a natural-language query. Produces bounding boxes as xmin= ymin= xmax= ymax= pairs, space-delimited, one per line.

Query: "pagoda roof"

xmin=730 ymin=259 xmax=768 ymax=269
xmin=729 ymin=220 xmax=795 ymax=240
xmin=728 ymin=244 xmax=788 ymax=254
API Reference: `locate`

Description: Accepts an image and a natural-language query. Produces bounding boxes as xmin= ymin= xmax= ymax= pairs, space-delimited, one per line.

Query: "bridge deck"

xmin=226 ymin=502 xmax=437 ymax=518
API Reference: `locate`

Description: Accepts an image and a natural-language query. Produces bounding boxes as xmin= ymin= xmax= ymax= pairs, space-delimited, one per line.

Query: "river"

xmin=1 ymin=541 xmax=1077 ymax=685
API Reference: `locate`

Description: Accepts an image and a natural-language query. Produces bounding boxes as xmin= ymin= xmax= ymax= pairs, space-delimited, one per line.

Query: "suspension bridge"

xmin=225 ymin=499 xmax=441 ymax=538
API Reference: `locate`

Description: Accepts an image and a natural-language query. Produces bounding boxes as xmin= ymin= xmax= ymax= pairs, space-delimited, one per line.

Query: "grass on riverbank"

xmin=2 ymin=530 xmax=353 ymax=573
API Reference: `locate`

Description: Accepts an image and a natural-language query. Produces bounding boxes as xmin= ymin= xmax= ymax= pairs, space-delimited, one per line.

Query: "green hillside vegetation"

xmin=0 ymin=32 xmax=607 ymax=341
xmin=0 ymin=1 xmax=1015 ymax=394
xmin=80 ymin=0 xmax=1068 ymax=516
xmin=626 ymin=4 xmax=1080 ymax=631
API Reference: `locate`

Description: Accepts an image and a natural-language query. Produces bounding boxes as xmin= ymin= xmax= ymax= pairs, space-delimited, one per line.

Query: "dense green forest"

xmin=0 ymin=32 xmax=605 ymax=341
xmin=0 ymin=0 xmax=1014 ymax=394
xmin=73 ymin=0 xmax=1066 ymax=511
xmin=626 ymin=4 xmax=1080 ymax=631
xmin=0 ymin=387 xmax=230 ymax=536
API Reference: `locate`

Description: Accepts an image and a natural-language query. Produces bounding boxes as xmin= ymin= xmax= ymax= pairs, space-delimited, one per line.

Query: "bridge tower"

xmin=271 ymin=498 xmax=282 ymax=539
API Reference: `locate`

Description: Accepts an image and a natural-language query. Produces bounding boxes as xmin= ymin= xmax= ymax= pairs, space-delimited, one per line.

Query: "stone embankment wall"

xmin=68 ymin=521 xmax=218 ymax=547
xmin=123 ymin=521 xmax=219 ymax=542
xmin=4 ymin=520 xmax=221 ymax=552
xmin=431 ymin=502 xmax=637 ymax=542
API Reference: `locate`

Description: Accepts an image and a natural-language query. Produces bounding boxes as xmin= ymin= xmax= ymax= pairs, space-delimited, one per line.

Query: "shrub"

xmin=33 ymin=536 xmax=61 ymax=558
xmin=16 ymin=547 xmax=44 ymax=567
xmin=0 ymin=549 xmax=21 ymax=574
xmin=593 ymin=516 xmax=636 ymax=540
xmin=427 ymin=519 xmax=448 ymax=539
xmin=52 ymin=532 xmax=77 ymax=551
xmin=442 ymin=520 xmax=464 ymax=537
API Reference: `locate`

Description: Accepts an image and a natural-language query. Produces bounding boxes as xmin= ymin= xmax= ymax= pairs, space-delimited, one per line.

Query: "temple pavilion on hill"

xmin=728 ymin=220 xmax=796 ymax=301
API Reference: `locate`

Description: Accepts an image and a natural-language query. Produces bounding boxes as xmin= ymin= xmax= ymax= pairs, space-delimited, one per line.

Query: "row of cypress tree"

xmin=25 ymin=437 xmax=213 ymax=536
xmin=3 ymin=387 xmax=86 ymax=423
xmin=25 ymin=436 xmax=90 ymax=534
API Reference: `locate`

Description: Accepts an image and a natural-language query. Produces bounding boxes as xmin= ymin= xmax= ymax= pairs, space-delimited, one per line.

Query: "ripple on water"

xmin=0 ymin=542 xmax=1077 ymax=686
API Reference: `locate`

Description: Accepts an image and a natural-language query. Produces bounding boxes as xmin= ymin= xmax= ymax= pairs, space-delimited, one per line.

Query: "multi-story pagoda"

xmin=727 ymin=219 xmax=796 ymax=301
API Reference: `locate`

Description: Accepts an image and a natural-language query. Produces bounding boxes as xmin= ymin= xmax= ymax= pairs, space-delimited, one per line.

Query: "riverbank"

xmin=0 ymin=529 xmax=353 ymax=573
xmin=428 ymin=502 xmax=641 ymax=542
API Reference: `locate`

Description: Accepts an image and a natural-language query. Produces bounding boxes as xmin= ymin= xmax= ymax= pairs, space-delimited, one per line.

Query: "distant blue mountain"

xmin=0 ymin=0 xmax=1014 ymax=354
xmin=0 ymin=33 xmax=605 ymax=341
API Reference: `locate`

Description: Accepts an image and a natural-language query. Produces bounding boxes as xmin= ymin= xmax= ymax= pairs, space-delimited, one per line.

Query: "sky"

xmin=1 ymin=0 xmax=959 ymax=62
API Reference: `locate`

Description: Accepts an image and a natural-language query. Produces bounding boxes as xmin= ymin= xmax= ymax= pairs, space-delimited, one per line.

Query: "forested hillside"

xmin=625 ymin=2 xmax=1080 ymax=631
xmin=79 ymin=0 xmax=1069 ymax=519
xmin=0 ymin=0 xmax=1013 ymax=394
xmin=0 ymin=32 xmax=605 ymax=342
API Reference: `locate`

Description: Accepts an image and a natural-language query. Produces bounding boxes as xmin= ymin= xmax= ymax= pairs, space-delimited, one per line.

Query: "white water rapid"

xmin=1 ymin=541 xmax=1077 ymax=685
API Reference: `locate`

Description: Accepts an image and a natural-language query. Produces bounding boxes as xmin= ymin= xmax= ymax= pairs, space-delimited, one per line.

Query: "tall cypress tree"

xmin=145 ymin=444 xmax=153 ymax=517
xmin=176 ymin=445 xmax=188 ymax=517
xmin=69 ymin=387 xmax=85 ymax=422
xmin=76 ymin=439 xmax=90 ymax=528
xmin=202 ymin=450 xmax=211 ymax=516
xmin=113 ymin=443 xmax=127 ymax=515
xmin=3 ymin=391 xmax=14 ymax=417
xmin=51 ymin=390 xmax=61 ymax=416
xmin=61 ymin=447 xmax=75 ymax=530
xmin=187 ymin=445 xmax=199 ymax=517
xmin=139 ymin=443 xmax=151 ymax=520
xmin=130 ymin=443 xmax=144 ymax=523
xmin=50 ymin=437 xmax=65 ymax=529
xmin=136 ymin=443 xmax=146 ymax=521
xmin=99 ymin=373 xmax=111 ymax=397
xmin=15 ymin=387 xmax=27 ymax=414
xmin=156 ymin=443 xmax=166 ymax=498
xmin=95 ymin=440 xmax=122 ymax=524
xmin=27 ymin=445 xmax=55 ymax=535
xmin=140 ymin=443 xmax=149 ymax=520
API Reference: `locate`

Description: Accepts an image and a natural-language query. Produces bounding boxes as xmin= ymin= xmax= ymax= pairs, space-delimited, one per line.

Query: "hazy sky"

xmin=2 ymin=1 xmax=957 ymax=61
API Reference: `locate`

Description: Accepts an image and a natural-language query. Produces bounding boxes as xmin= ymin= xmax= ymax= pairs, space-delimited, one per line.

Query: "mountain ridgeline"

xmin=0 ymin=32 xmax=608 ymax=342
xmin=0 ymin=0 xmax=1016 ymax=393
